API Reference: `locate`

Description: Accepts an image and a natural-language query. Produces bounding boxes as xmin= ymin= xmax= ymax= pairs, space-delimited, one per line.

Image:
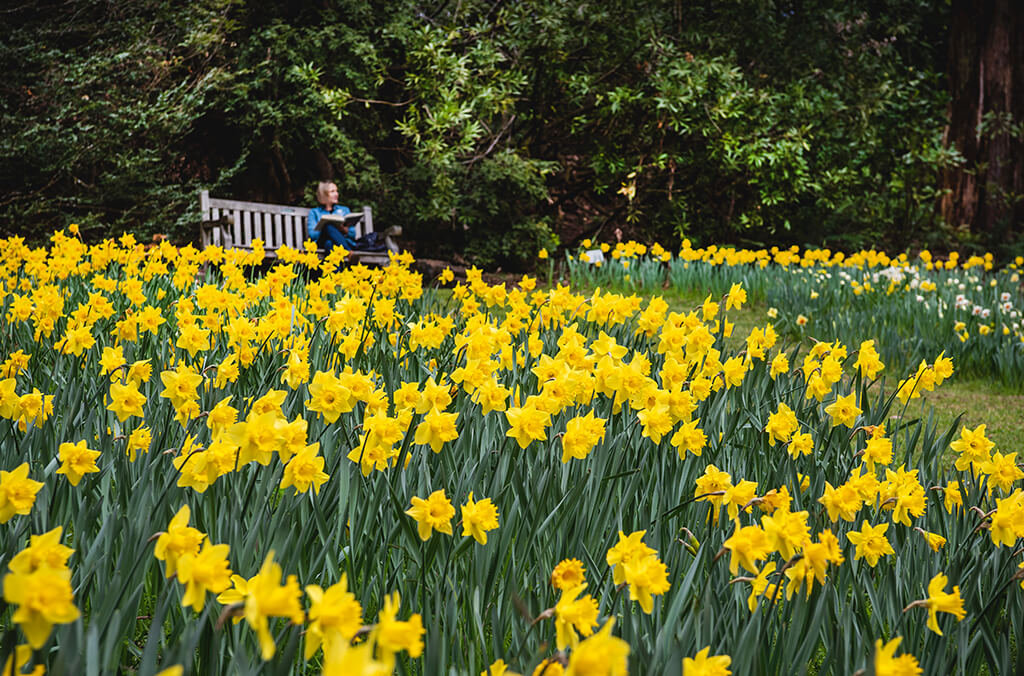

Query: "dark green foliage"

xmin=0 ymin=0 xmax=240 ymax=240
xmin=1 ymin=0 xmax=966 ymax=266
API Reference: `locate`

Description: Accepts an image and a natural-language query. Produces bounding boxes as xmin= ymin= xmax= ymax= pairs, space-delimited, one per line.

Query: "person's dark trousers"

xmin=318 ymin=223 xmax=348 ymax=255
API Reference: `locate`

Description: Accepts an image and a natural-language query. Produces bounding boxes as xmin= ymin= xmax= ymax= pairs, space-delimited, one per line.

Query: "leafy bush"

xmin=1 ymin=0 xmax=966 ymax=262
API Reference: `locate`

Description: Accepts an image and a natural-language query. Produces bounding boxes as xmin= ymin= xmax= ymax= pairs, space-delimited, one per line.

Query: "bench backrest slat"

xmin=206 ymin=196 xmax=311 ymax=218
xmin=361 ymin=207 xmax=373 ymax=238
xmin=255 ymin=211 xmax=266 ymax=246
xmin=258 ymin=212 xmax=271 ymax=248
xmin=253 ymin=211 xmax=262 ymax=245
xmin=284 ymin=215 xmax=295 ymax=249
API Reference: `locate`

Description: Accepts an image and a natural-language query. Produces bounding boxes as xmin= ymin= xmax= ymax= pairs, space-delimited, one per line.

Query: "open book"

xmin=315 ymin=212 xmax=362 ymax=232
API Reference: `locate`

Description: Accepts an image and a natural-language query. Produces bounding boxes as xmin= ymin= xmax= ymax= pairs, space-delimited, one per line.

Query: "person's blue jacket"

xmin=307 ymin=205 xmax=353 ymax=244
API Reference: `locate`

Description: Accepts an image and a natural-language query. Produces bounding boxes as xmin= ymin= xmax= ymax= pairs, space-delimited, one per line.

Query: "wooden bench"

xmin=198 ymin=190 xmax=389 ymax=265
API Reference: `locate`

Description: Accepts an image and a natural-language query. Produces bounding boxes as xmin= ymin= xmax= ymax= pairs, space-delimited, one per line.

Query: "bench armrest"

xmin=200 ymin=215 xmax=234 ymax=249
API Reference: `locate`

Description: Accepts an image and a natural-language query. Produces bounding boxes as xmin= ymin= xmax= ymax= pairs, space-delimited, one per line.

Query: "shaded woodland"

xmin=1 ymin=0 xmax=1021 ymax=267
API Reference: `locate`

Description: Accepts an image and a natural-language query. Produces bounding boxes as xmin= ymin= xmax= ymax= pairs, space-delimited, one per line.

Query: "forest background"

xmin=1 ymin=0 xmax=1021 ymax=270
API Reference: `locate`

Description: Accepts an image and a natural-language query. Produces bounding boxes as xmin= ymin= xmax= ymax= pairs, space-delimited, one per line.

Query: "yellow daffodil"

xmin=460 ymin=492 xmax=499 ymax=545
xmin=414 ymin=407 xmax=460 ymax=453
xmin=683 ymin=647 xmax=732 ymax=676
xmin=3 ymin=564 xmax=80 ymax=648
xmin=554 ymin=583 xmax=599 ymax=650
xmin=551 ymin=558 xmax=586 ymax=591
xmin=0 ymin=462 xmax=44 ymax=523
xmin=874 ymin=636 xmax=922 ymax=676
xmin=765 ymin=402 xmax=798 ymax=445
xmin=406 ymin=489 xmax=455 ymax=541
xmin=176 ymin=541 xmax=233 ymax=612
xmin=505 ymin=403 xmax=551 ymax=449
xmin=304 ymin=574 xmax=363 ymax=660
xmin=561 ymin=411 xmax=606 ymax=463
xmin=372 ymin=591 xmax=425 ymax=659
xmin=243 ymin=551 xmax=304 ymax=660
xmin=107 ymin=379 xmax=147 ymax=421
xmin=824 ymin=392 xmax=861 ymax=428
xmin=154 ymin=505 xmax=205 ymax=578
xmin=846 ymin=521 xmax=894 ymax=567
xmin=55 ymin=440 xmax=101 ymax=486
xmin=280 ymin=443 xmax=329 ymax=495
xmin=564 ymin=619 xmax=629 ymax=676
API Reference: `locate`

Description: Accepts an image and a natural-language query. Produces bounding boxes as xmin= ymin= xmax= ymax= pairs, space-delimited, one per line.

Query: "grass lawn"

xmin=919 ymin=379 xmax=1024 ymax=451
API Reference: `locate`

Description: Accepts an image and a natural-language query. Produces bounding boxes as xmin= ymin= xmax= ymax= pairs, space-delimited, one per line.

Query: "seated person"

xmin=307 ymin=181 xmax=388 ymax=254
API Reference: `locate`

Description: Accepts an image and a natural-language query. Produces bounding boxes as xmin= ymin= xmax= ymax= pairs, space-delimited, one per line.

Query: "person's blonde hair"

xmin=316 ymin=181 xmax=337 ymax=203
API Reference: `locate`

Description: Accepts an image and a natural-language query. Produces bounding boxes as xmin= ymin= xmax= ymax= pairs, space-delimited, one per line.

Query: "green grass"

xmin=918 ymin=379 xmax=1024 ymax=451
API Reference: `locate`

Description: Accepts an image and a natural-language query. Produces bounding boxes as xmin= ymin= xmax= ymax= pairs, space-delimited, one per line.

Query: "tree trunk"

xmin=941 ymin=0 xmax=1024 ymax=243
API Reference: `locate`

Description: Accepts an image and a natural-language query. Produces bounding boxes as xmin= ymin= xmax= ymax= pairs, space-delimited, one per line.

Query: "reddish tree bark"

xmin=941 ymin=0 xmax=1024 ymax=241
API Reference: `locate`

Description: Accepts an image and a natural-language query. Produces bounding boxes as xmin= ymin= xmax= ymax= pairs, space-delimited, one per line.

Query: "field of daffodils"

xmin=1 ymin=232 xmax=1022 ymax=675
